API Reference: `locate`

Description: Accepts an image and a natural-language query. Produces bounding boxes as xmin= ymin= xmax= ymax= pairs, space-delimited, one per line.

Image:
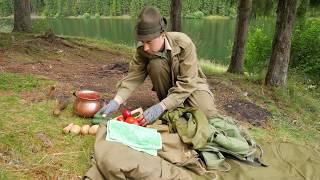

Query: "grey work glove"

xmin=140 ymin=103 xmax=165 ymax=126
xmin=94 ymin=99 xmax=120 ymax=118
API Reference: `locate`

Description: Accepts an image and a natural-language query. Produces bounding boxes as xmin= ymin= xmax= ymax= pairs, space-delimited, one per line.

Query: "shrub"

xmin=245 ymin=19 xmax=320 ymax=84
xmin=94 ymin=13 xmax=100 ymax=19
xmin=245 ymin=28 xmax=272 ymax=75
xmin=291 ymin=19 xmax=320 ymax=83
xmin=193 ymin=11 xmax=204 ymax=19
xmin=83 ymin=12 xmax=91 ymax=19
xmin=185 ymin=11 xmax=204 ymax=19
xmin=54 ymin=13 xmax=62 ymax=18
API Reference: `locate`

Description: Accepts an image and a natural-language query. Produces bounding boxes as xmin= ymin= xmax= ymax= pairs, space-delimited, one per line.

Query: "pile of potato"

xmin=63 ymin=123 xmax=99 ymax=136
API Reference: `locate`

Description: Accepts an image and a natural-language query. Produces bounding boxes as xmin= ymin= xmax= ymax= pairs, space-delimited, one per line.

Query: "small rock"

xmin=31 ymin=147 xmax=39 ymax=153
xmin=8 ymin=160 xmax=20 ymax=165
xmin=37 ymin=132 xmax=53 ymax=148
xmin=243 ymin=92 xmax=248 ymax=96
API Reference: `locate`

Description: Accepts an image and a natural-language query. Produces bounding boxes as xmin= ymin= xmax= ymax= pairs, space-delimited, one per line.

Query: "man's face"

xmin=142 ymin=34 xmax=165 ymax=55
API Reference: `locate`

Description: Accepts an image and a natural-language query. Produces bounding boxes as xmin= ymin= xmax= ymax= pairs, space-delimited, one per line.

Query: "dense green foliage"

xmin=291 ymin=19 xmax=320 ymax=83
xmin=1 ymin=0 xmax=319 ymax=18
xmin=185 ymin=11 xmax=205 ymax=19
xmin=244 ymin=28 xmax=272 ymax=76
xmin=0 ymin=0 xmax=237 ymax=17
xmin=0 ymin=0 xmax=13 ymax=17
xmin=245 ymin=18 xmax=320 ymax=84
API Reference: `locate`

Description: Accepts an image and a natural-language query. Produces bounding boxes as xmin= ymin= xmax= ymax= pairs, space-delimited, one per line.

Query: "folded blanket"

xmin=106 ymin=120 xmax=162 ymax=156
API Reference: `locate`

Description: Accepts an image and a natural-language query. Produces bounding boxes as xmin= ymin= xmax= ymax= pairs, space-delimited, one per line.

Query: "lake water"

xmin=0 ymin=17 xmax=274 ymax=64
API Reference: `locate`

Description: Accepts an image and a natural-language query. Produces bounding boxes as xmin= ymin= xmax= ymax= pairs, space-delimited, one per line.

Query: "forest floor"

xmin=0 ymin=32 xmax=319 ymax=179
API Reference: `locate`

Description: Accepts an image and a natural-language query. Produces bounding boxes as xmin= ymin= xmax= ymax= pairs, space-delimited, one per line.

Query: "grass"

xmin=65 ymin=36 xmax=135 ymax=59
xmin=0 ymin=73 xmax=53 ymax=92
xmin=268 ymin=78 xmax=320 ymax=144
xmin=0 ymin=32 xmax=34 ymax=48
xmin=200 ymin=60 xmax=228 ymax=75
xmin=214 ymin=71 xmax=320 ymax=145
xmin=0 ymin=32 xmax=14 ymax=47
xmin=204 ymin=15 xmax=230 ymax=20
xmin=0 ymin=73 xmax=95 ymax=178
xmin=1 ymin=34 xmax=319 ymax=178
xmin=196 ymin=62 xmax=320 ymax=146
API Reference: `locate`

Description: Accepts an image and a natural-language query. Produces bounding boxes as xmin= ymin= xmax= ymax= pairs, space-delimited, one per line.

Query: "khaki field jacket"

xmin=116 ymin=32 xmax=211 ymax=110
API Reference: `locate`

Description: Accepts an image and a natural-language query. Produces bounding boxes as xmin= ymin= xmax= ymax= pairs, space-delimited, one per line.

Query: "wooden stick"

xmin=51 ymin=151 xmax=84 ymax=156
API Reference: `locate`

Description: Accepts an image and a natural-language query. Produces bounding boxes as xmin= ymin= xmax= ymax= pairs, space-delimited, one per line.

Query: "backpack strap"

xmin=244 ymin=143 xmax=268 ymax=167
xmin=199 ymin=147 xmax=232 ymax=172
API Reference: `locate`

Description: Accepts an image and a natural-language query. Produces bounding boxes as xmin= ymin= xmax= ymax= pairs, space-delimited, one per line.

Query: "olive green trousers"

xmin=147 ymin=58 xmax=217 ymax=118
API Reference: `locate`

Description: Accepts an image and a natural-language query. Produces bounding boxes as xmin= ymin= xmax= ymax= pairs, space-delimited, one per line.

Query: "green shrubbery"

xmin=0 ymin=0 xmax=13 ymax=17
xmin=245 ymin=19 xmax=320 ymax=84
xmin=185 ymin=11 xmax=205 ymax=19
xmin=291 ymin=19 xmax=320 ymax=83
xmin=245 ymin=28 xmax=272 ymax=76
xmin=0 ymin=0 xmax=238 ymax=18
xmin=83 ymin=12 xmax=91 ymax=19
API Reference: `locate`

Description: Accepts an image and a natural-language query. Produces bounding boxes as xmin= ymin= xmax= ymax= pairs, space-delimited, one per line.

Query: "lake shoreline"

xmin=0 ymin=17 xmax=246 ymax=63
xmin=0 ymin=15 xmax=230 ymax=20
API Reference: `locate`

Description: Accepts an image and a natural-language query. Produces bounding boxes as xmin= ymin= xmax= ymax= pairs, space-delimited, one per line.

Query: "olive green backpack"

xmin=161 ymin=107 xmax=267 ymax=172
xmin=198 ymin=115 xmax=267 ymax=171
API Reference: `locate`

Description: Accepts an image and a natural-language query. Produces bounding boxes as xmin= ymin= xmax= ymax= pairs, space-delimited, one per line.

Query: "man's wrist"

xmin=159 ymin=102 xmax=167 ymax=111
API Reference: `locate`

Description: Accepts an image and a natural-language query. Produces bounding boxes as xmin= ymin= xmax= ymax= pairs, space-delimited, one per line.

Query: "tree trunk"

xmin=13 ymin=0 xmax=32 ymax=32
xmin=170 ymin=0 xmax=182 ymax=32
xmin=227 ymin=0 xmax=252 ymax=74
xmin=265 ymin=0 xmax=298 ymax=86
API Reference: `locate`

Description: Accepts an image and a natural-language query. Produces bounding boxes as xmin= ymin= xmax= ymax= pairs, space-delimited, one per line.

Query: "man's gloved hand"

xmin=140 ymin=103 xmax=165 ymax=126
xmin=94 ymin=99 xmax=120 ymax=118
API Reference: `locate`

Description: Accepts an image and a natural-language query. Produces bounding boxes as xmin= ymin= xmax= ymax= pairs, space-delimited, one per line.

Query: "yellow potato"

xmin=81 ymin=125 xmax=90 ymax=135
xmin=70 ymin=125 xmax=81 ymax=135
xmin=63 ymin=123 xmax=74 ymax=134
xmin=88 ymin=125 xmax=99 ymax=135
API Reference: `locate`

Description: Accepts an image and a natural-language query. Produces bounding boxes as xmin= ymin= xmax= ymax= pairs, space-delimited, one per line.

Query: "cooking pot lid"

xmin=75 ymin=90 xmax=101 ymax=100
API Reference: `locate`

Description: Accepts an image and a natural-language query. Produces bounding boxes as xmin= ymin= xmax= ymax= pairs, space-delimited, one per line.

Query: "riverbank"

xmin=0 ymin=32 xmax=319 ymax=178
xmin=0 ymin=14 xmax=230 ymax=20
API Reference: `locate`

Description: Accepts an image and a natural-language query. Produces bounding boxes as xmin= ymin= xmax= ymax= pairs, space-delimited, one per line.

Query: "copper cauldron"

xmin=73 ymin=90 xmax=103 ymax=118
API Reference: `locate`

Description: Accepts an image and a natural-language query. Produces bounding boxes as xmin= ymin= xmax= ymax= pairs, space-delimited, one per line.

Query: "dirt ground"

xmin=0 ymin=34 xmax=271 ymax=126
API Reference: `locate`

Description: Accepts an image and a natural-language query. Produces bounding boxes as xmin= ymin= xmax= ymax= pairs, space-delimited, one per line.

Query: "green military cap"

xmin=135 ymin=6 xmax=167 ymax=41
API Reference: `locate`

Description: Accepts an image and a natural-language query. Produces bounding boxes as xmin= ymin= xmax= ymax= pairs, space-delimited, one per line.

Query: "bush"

xmin=94 ymin=13 xmax=100 ymax=19
xmin=54 ymin=13 xmax=62 ymax=18
xmin=291 ymin=19 xmax=320 ymax=83
xmin=193 ymin=11 xmax=204 ymax=18
xmin=245 ymin=28 xmax=272 ymax=75
xmin=83 ymin=12 xmax=91 ymax=19
xmin=245 ymin=19 xmax=320 ymax=84
xmin=185 ymin=11 xmax=204 ymax=19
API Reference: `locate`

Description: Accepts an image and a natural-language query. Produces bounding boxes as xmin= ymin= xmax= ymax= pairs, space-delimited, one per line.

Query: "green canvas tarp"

xmin=85 ymin=124 xmax=320 ymax=180
xmin=217 ymin=140 xmax=320 ymax=180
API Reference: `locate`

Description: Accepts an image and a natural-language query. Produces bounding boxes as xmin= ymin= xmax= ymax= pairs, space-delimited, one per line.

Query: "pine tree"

xmin=63 ymin=0 xmax=75 ymax=16
xmin=130 ymin=0 xmax=144 ymax=17
xmin=43 ymin=0 xmax=58 ymax=16
xmin=0 ymin=0 xmax=13 ymax=16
